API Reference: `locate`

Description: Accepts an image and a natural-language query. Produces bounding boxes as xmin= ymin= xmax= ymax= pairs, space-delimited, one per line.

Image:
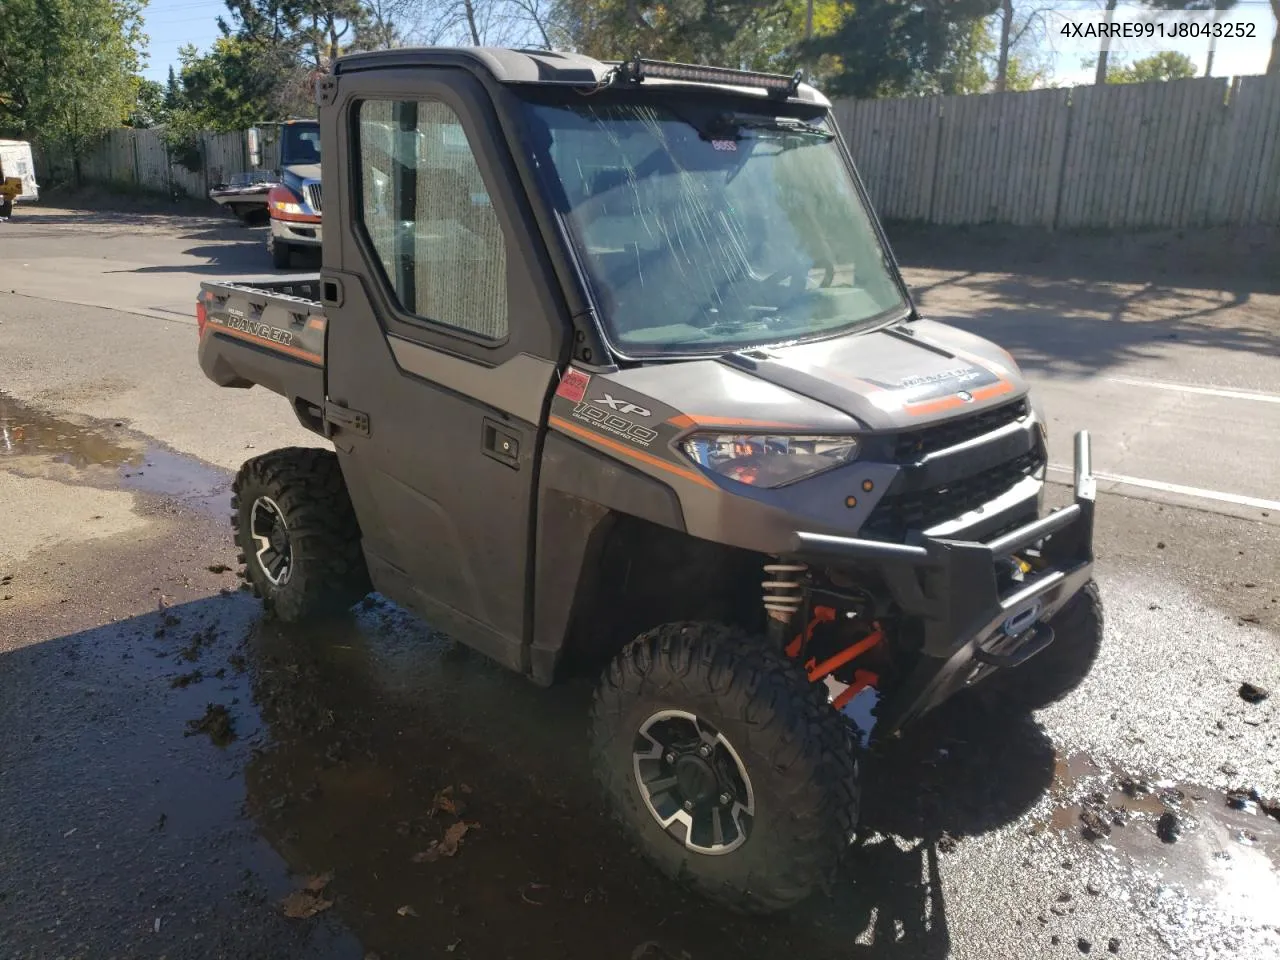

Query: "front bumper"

xmin=270 ymin=216 xmax=322 ymax=247
xmin=793 ymin=430 xmax=1097 ymax=737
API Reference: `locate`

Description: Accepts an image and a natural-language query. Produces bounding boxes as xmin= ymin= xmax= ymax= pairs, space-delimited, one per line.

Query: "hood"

xmin=282 ymin=163 xmax=321 ymax=185
xmin=602 ymin=318 xmax=1027 ymax=434
xmin=728 ymin=318 xmax=1027 ymax=431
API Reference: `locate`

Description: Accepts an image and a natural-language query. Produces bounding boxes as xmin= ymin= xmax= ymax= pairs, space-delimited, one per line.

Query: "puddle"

xmin=0 ymin=392 xmax=229 ymax=510
xmin=1043 ymin=751 xmax=1280 ymax=929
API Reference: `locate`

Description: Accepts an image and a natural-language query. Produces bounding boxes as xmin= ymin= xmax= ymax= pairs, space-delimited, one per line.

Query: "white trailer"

xmin=0 ymin=140 xmax=39 ymax=218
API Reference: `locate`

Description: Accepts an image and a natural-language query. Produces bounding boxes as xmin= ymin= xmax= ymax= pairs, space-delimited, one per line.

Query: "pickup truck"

xmin=196 ymin=47 xmax=1102 ymax=915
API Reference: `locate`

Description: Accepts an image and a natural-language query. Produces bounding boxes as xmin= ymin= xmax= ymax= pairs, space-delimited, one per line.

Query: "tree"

xmin=169 ymin=36 xmax=309 ymax=133
xmin=1106 ymin=50 xmax=1196 ymax=82
xmin=552 ymin=0 xmax=841 ymax=74
xmin=1094 ymin=0 xmax=1236 ymax=85
xmin=128 ymin=78 xmax=170 ymax=127
xmin=804 ymin=0 xmax=1000 ymax=98
xmin=989 ymin=0 xmax=1056 ymax=91
xmin=1269 ymin=0 xmax=1280 ymax=73
xmin=0 ymin=0 xmax=145 ymax=180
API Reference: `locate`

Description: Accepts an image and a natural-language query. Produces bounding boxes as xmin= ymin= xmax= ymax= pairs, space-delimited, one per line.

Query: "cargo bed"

xmin=196 ymin=277 xmax=331 ymax=435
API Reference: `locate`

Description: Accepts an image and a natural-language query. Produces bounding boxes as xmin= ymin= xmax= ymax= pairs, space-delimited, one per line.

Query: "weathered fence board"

xmin=833 ymin=73 xmax=1279 ymax=230
xmin=33 ymin=127 xmax=248 ymax=200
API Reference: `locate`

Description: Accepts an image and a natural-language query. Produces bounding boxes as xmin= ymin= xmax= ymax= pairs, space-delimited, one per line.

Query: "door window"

xmin=356 ymin=99 xmax=508 ymax=341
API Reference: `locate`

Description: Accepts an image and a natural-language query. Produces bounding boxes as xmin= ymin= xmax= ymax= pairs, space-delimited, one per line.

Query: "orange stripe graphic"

xmin=903 ymin=379 xmax=1012 ymax=417
xmin=665 ymin=414 xmax=803 ymax=430
xmin=550 ymin=416 xmax=716 ymax=489
xmin=206 ymin=323 xmax=323 ymax=365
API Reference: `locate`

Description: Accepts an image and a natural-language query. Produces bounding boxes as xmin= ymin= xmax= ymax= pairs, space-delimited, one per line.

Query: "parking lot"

xmin=1 ymin=203 xmax=1278 ymax=960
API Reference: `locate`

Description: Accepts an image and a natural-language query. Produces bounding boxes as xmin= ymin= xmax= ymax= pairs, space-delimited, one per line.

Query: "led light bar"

xmin=621 ymin=56 xmax=802 ymax=98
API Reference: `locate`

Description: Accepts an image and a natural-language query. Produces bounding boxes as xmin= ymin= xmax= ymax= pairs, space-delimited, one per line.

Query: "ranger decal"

xmin=215 ymin=314 xmax=296 ymax=346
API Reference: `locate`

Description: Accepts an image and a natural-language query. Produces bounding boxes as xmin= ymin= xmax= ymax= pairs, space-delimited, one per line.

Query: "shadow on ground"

xmin=886 ymin=223 xmax=1280 ymax=294
xmin=889 ymin=225 xmax=1280 ymax=379
xmin=921 ymin=284 xmax=1277 ymax=379
xmin=237 ymin=607 xmax=1056 ymax=960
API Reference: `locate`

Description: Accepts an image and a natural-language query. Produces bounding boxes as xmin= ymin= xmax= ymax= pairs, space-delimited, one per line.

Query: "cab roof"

xmin=333 ymin=47 xmax=831 ymax=108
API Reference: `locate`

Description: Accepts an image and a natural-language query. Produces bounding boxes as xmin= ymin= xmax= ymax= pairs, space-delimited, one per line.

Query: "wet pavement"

xmin=1 ymin=391 xmax=1278 ymax=960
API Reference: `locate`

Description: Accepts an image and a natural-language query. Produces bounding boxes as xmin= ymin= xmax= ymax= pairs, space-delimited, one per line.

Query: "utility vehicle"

xmin=195 ymin=47 xmax=1102 ymax=914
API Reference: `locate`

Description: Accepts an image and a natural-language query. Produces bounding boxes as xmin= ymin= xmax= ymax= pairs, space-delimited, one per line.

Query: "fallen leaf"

xmin=412 ymin=821 xmax=475 ymax=862
xmin=430 ymin=785 xmax=461 ymax=817
xmin=446 ymin=939 xmax=462 ymax=952
xmin=396 ymin=904 xmax=418 ymax=917
xmin=281 ymin=890 xmax=334 ymax=919
xmin=304 ymin=871 xmax=334 ymax=892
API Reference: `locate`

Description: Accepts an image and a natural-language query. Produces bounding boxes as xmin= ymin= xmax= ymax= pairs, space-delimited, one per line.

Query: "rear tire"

xmin=590 ymin=621 xmax=861 ymax=914
xmin=983 ymin=579 xmax=1104 ymax=711
xmin=270 ymin=235 xmax=291 ymax=269
xmin=0 ymin=198 xmax=12 ymax=219
xmin=231 ymin=447 xmax=371 ymax=622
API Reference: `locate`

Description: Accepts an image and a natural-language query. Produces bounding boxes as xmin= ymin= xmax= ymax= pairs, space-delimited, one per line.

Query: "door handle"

xmin=482 ymin=417 xmax=521 ymax=469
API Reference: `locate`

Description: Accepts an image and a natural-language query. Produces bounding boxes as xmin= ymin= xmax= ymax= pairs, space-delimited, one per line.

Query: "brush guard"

xmin=789 ymin=430 xmax=1097 ymax=738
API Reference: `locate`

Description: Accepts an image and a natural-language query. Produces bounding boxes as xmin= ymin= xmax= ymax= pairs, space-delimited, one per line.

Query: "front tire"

xmin=0 ymin=198 xmax=12 ymax=219
xmin=231 ymin=447 xmax=371 ymax=622
xmin=590 ymin=622 xmax=861 ymax=914
xmin=269 ymin=235 xmax=291 ymax=269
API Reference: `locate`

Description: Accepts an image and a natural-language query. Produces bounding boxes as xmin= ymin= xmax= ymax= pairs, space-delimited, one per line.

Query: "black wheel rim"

xmin=632 ymin=709 xmax=755 ymax=855
xmin=250 ymin=496 xmax=292 ymax=586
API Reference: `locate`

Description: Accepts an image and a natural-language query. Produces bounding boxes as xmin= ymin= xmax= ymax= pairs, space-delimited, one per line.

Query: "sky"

xmin=138 ymin=0 xmax=1278 ymax=87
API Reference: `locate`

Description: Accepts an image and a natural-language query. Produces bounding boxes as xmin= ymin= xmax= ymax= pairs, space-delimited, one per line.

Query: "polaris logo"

xmin=596 ymin=394 xmax=651 ymax=417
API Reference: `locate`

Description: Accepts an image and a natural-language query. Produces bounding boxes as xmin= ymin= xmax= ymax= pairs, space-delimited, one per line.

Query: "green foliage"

xmin=0 ymin=0 xmax=146 ymax=166
xmin=551 ymin=0 xmax=853 ymax=76
xmin=804 ymin=0 xmax=1000 ymax=98
xmin=128 ymin=78 xmax=169 ymax=127
xmin=1107 ymin=51 xmax=1197 ymax=84
xmin=163 ymin=0 xmax=382 ymax=137
xmin=1002 ymin=55 xmax=1047 ymax=91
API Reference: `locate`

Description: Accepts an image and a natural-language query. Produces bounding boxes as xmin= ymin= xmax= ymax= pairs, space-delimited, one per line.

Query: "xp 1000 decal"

xmin=570 ymin=399 xmax=659 ymax=447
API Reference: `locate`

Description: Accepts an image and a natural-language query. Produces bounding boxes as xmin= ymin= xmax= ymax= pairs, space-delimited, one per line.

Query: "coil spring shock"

xmin=762 ymin=562 xmax=808 ymax=623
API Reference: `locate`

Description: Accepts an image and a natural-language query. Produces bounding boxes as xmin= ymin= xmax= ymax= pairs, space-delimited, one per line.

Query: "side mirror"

xmin=248 ymin=128 xmax=262 ymax=169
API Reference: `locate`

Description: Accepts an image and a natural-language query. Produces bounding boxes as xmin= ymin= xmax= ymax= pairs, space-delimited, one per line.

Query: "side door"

xmin=321 ymin=68 xmax=569 ymax=672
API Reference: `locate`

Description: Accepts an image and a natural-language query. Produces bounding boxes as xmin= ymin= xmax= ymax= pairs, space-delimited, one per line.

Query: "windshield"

xmin=522 ymin=98 xmax=907 ymax=357
xmin=282 ymin=124 xmax=321 ymax=165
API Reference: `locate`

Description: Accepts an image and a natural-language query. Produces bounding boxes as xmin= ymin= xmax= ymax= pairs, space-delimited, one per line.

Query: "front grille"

xmin=864 ymin=449 xmax=1045 ymax=541
xmin=304 ymin=182 xmax=322 ymax=212
xmin=893 ymin=398 xmax=1030 ymax=462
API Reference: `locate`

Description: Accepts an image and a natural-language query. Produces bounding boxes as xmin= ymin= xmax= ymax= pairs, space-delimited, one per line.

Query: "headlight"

xmin=679 ymin=434 xmax=859 ymax=488
xmin=268 ymin=185 xmax=306 ymax=216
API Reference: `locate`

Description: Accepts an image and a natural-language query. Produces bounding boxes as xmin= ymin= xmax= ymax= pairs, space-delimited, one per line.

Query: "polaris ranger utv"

xmin=196 ymin=47 xmax=1102 ymax=913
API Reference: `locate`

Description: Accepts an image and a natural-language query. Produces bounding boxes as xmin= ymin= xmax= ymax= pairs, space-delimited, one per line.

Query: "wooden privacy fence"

xmin=832 ymin=73 xmax=1280 ymax=230
xmin=35 ymin=128 xmax=251 ymax=199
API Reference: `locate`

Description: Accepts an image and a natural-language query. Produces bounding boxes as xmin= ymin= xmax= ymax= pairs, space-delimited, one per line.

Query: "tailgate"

xmin=197 ymin=280 xmax=327 ymax=415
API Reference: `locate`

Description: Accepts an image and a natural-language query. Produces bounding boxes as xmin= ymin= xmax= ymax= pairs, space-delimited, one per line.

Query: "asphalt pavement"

xmin=0 ymin=204 xmax=1277 ymax=960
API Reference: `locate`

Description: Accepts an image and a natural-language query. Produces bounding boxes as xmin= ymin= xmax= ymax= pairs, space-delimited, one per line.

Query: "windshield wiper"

xmin=724 ymin=115 xmax=835 ymax=141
